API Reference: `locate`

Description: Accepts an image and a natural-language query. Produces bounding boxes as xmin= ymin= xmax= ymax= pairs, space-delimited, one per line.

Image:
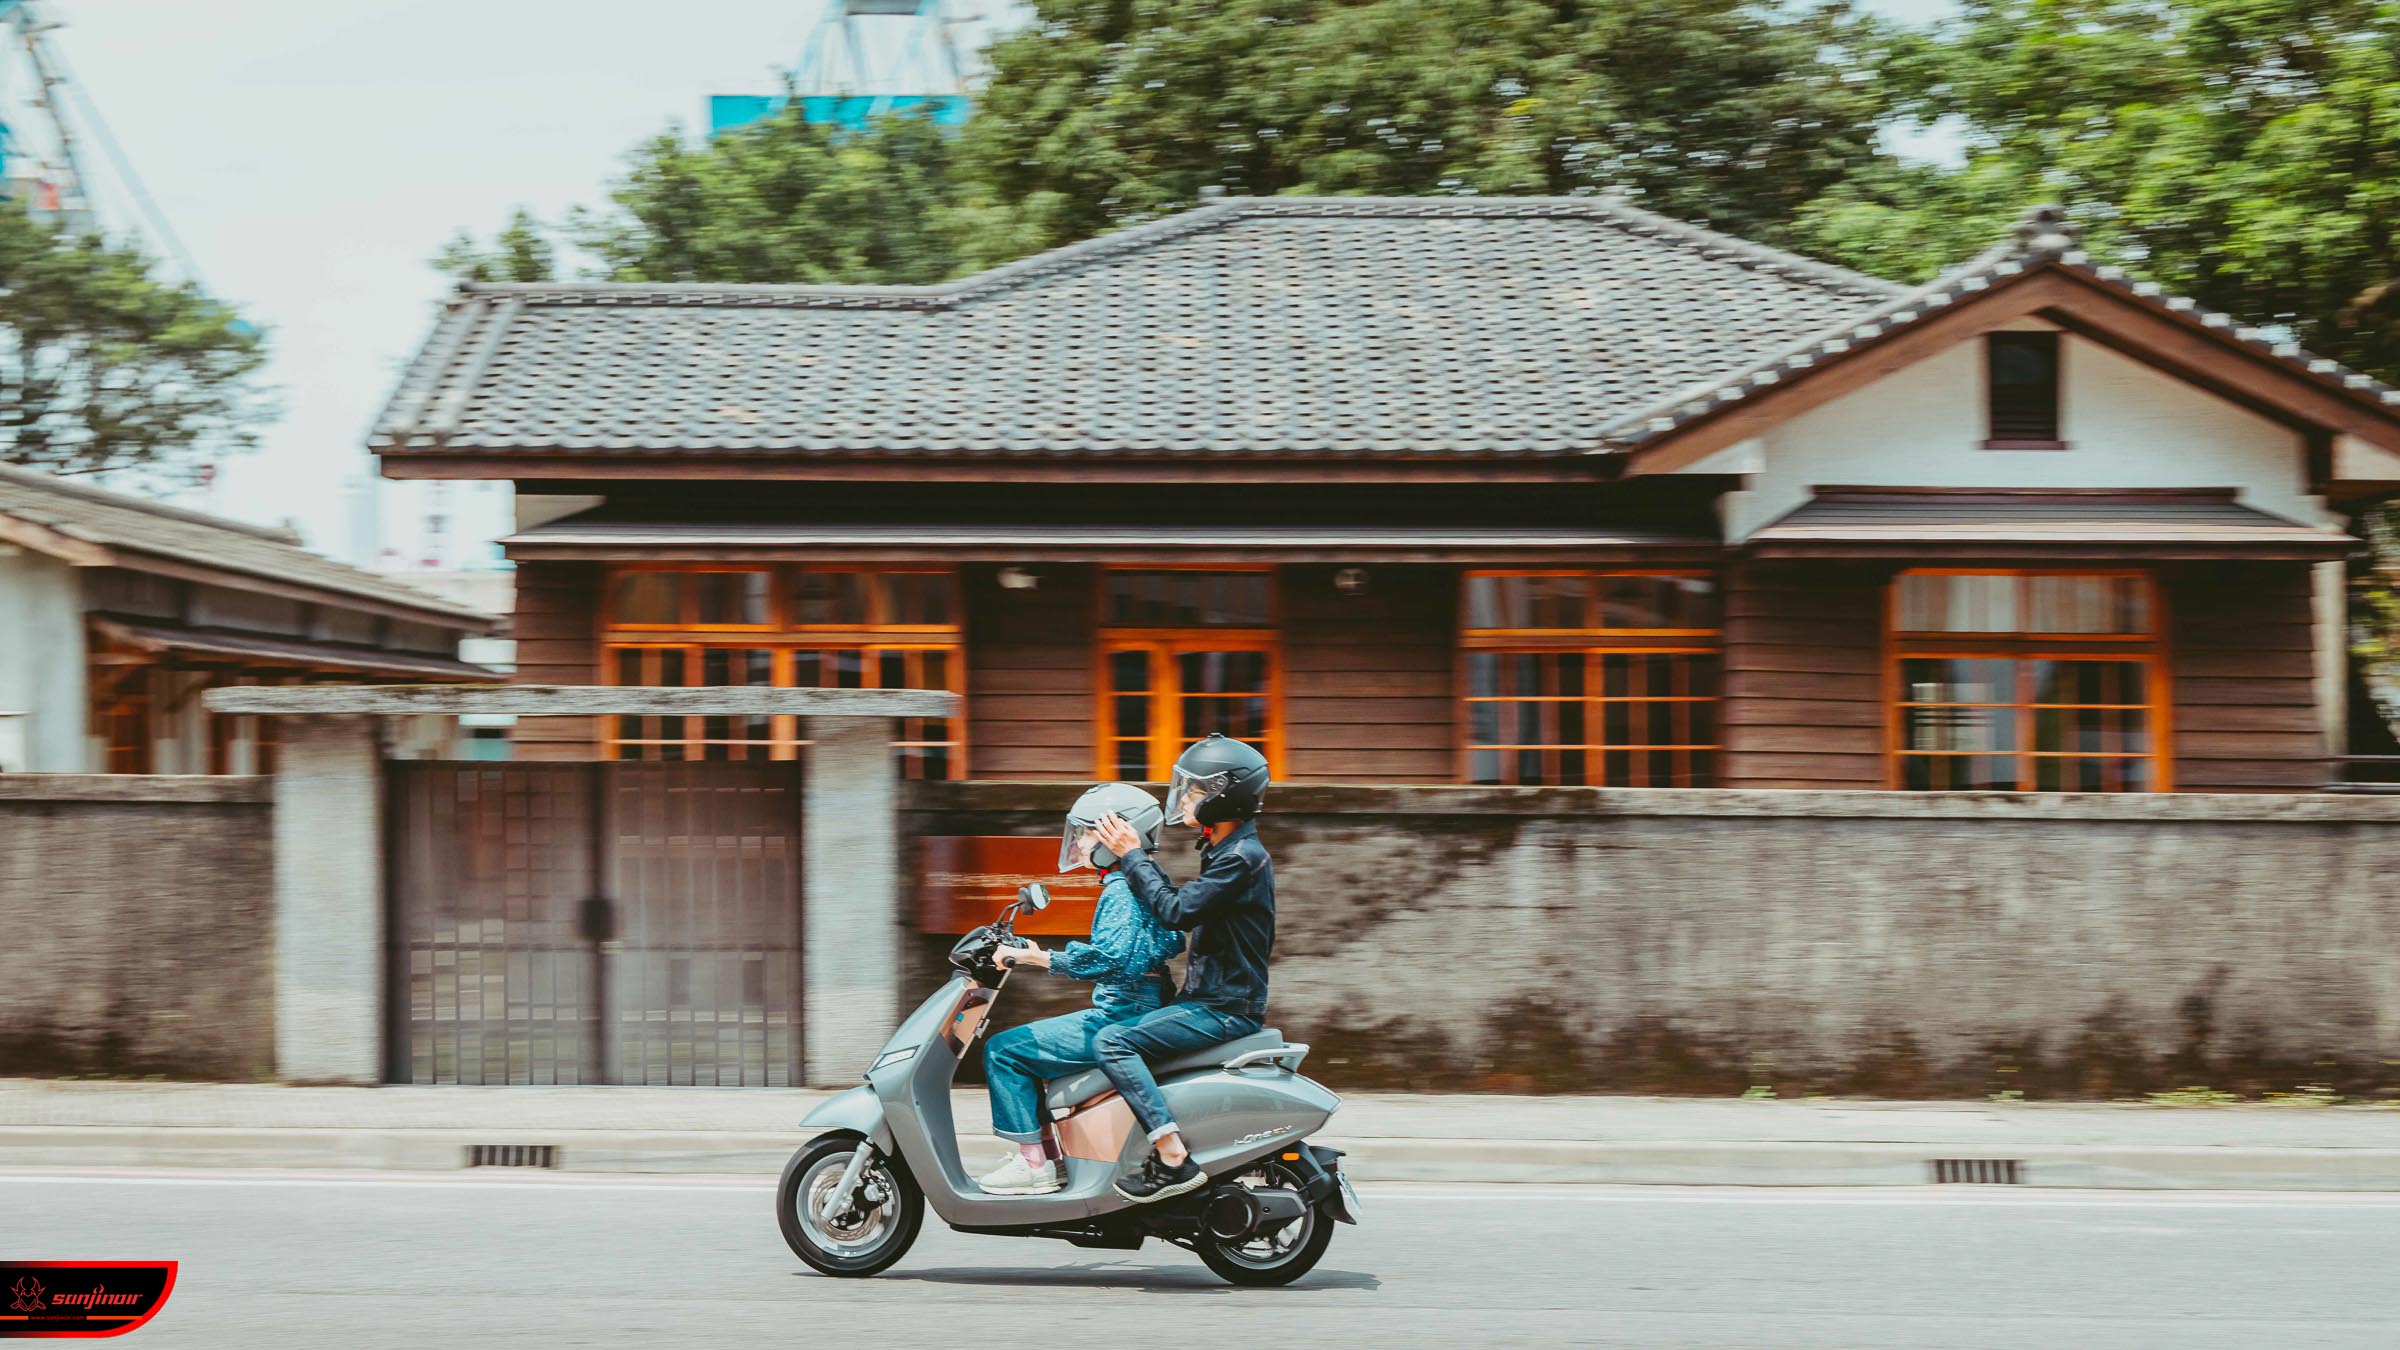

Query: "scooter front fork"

xmin=820 ymin=1140 xmax=878 ymax=1222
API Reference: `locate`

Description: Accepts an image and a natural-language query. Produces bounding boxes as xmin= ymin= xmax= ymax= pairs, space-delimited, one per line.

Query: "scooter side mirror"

xmin=1017 ymin=883 xmax=1051 ymax=913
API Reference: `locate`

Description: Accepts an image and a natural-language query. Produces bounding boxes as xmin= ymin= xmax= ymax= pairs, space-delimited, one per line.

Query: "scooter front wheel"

xmin=778 ymin=1131 xmax=924 ymax=1277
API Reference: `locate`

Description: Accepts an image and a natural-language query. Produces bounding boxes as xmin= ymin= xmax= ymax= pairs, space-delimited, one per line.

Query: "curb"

xmin=8 ymin=1127 xmax=2400 ymax=1190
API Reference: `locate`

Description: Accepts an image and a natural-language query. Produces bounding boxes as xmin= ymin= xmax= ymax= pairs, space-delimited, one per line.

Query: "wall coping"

xmin=906 ymin=781 xmax=2400 ymax=824
xmin=203 ymin=683 xmax=957 ymax=717
xmin=0 ymin=775 xmax=272 ymax=804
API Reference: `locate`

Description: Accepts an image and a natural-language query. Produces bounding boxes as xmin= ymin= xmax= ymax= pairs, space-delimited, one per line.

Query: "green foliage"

xmin=2147 ymin=1085 xmax=2242 ymax=1107
xmin=960 ymin=0 xmax=1905 ymax=257
xmin=432 ymin=208 xmax=557 ymax=283
xmin=436 ymin=0 xmax=1907 ymax=282
xmin=0 ymin=202 xmax=269 ymax=485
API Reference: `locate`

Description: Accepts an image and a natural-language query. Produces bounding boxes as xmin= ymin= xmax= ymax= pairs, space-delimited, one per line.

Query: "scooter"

xmin=777 ymin=883 xmax=1362 ymax=1286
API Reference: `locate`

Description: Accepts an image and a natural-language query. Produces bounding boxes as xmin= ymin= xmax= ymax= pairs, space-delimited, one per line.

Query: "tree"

xmin=438 ymin=1 xmax=1908 ymax=282
xmin=1797 ymin=0 xmax=2400 ymax=385
xmin=436 ymin=106 xmax=975 ymax=287
xmin=959 ymin=0 xmax=1907 ymax=263
xmin=432 ymin=207 xmax=557 ymax=283
xmin=0 ymin=202 xmax=269 ymax=485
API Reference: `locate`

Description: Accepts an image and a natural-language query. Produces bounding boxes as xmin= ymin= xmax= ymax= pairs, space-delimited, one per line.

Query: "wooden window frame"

xmin=1094 ymin=566 xmax=1284 ymax=782
xmin=1983 ymin=330 xmax=2067 ymax=450
xmin=598 ymin=565 xmax=967 ymax=775
xmin=1457 ymin=570 xmax=1723 ymax=787
xmin=1885 ymin=567 xmax=2172 ymax=792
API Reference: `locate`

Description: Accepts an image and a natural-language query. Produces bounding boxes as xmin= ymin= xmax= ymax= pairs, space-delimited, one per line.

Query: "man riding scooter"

xmin=1088 ymin=732 xmax=1276 ymax=1205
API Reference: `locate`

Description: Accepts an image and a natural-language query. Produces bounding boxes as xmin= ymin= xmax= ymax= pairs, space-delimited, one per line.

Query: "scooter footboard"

xmin=799 ymin=1083 xmax=898 ymax=1156
xmin=1157 ymin=1070 xmax=1339 ymax=1177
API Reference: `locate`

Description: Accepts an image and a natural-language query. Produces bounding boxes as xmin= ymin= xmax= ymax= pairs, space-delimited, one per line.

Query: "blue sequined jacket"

xmin=1048 ymin=871 xmax=1184 ymax=1016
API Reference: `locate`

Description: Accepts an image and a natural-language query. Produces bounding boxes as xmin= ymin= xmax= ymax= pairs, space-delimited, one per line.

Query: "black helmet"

xmin=1168 ymin=733 xmax=1270 ymax=828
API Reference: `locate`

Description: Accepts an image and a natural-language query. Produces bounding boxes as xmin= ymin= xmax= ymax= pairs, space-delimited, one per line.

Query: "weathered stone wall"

xmin=904 ymin=784 xmax=2400 ymax=1098
xmin=0 ymin=777 xmax=274 ymax=1079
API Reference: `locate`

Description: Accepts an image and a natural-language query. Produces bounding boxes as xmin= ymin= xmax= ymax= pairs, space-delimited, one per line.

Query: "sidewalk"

xmin=5 ymin=1079 xmax=2400 ymax=1190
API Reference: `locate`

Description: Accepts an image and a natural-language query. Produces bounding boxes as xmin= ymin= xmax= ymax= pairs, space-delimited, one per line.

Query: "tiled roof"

xmin=372 ymin=197 xmax=1903 ymax=460
xmin=1749 ymin=487 xmax=2354 ymax=558
xmin=0 ymin=463 xmax=492 ymax=625
xmin=499 ymin=517 xmax=1714 ymax=558
xmin=1610 ymin=205 xmax=2400 ymax=448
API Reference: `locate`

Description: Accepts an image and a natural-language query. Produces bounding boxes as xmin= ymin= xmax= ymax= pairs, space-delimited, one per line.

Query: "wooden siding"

xmin=1281 ymin=565 xmax=1457 ymax=783
xmin=510 ymin=561 xmax=603 ymax=761
xmin=962 ymin=564 xmax=1094 ymax=779
xmin=2166 ymin=562 xmax=2326 ymax=791
xmin=1720 ymin=561 xmax=1889 ymax=789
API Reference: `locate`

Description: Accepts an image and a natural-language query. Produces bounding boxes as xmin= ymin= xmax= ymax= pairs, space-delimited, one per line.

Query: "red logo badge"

xmin=0 ymin=1265 xmax=176 ymax=1338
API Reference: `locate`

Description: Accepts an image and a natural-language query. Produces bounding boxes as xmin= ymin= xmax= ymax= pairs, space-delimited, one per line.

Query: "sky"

xmin=22 ymin=0 xmax=1957 ymax=569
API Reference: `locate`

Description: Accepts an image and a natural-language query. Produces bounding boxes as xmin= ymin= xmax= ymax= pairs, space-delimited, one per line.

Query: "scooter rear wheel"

xmin=779 ymin=1131 xmax=924 ymax=1278
xmin=1193 ymin=1159 xmax=1335 ymax=1287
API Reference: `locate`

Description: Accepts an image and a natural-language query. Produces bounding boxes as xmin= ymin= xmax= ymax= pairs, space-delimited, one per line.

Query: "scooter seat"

xmin=1039 ymin=1028 xmax=1288 ymax=1115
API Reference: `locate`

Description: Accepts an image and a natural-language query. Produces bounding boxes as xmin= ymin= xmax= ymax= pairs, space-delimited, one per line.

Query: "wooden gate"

xmin=387 ymin=762 xmax=804 ymax=1085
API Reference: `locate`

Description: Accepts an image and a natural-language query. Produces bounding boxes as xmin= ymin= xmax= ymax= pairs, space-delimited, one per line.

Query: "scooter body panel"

xmin=856 ymin=971 xmax=1340 ymax=1229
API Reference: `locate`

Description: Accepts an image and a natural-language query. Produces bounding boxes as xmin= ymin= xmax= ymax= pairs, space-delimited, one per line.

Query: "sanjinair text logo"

xmin=0 ymin=1265 xmax=177 ymax=1339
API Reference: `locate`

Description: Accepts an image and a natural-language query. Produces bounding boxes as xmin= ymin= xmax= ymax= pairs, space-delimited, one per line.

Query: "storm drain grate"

xmin=466 ymin=1144 xmax=559 ymax=1169
xmin=1931 ymin=1158 xmax=2022 ymax=1185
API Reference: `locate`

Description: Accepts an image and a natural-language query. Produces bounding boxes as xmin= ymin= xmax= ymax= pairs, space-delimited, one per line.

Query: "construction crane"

xmin=0 ymin=0 xmax=94 ymax=228
xmin=710 ymin=0 xmax=979 ymax=138
xmin=0 ymin=0 xmax=204 ymax=284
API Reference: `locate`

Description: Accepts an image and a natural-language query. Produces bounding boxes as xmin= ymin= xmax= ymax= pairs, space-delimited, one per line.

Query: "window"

xmin=1890 ymin=570 xmax=2167 ymax=792
xmin=1099 ymin=569 xmax=1277 ymax=781
xmin=1460 ymin=572 xmax=1721 ymax=786
xmin=601 ymin=566 xmax=963 ymax=777
xmin=1985 ymin=331 xmax=2062 ymax=447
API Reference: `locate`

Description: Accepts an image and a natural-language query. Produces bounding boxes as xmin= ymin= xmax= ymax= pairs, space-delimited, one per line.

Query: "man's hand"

xmin=995 ymin=941 xmax=1049 ymax=969
xmin=1093 ymin=812 xmax=1142 ymax=859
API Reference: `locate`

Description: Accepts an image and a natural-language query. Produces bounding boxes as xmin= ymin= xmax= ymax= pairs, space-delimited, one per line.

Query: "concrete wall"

xmin=0 ymin=777 xmax=274 ymax=1079
xmin=0 ymin=549 xmax=89 ymax=771
xmin=906 ymin=783 xmax=2400 ymax=1098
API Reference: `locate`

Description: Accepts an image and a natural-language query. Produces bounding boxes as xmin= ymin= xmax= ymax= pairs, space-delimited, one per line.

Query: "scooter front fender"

xmin=800 ymin=1084 xmax=897 ymax=1156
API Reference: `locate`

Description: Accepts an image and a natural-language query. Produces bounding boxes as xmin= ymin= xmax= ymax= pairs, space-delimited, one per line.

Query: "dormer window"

xmin=1985 ymin=331 xmax=2063 ymax=448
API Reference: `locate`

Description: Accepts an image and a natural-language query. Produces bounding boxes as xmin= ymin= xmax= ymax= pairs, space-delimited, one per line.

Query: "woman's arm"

xmin=1047 ymin=880 xmax=1153 ymax=982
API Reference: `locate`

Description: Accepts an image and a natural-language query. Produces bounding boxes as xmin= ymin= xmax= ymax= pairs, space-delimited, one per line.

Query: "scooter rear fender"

xmin=799 ymin=1083 xmax=897 ymax=1156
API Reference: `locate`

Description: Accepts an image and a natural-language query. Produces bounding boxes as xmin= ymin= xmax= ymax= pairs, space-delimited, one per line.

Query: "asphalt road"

xmin=8 ymin=1170 xmax=2400 ymax=1348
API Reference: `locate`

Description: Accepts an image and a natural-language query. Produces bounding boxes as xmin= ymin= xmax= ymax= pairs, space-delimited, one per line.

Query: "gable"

xmin=1714 ymin=327 xmax=2325 ymax=541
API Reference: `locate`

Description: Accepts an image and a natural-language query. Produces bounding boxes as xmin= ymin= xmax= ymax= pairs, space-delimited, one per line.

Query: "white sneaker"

xmin=977 ymin=1154 xmax=1064 ymax=1195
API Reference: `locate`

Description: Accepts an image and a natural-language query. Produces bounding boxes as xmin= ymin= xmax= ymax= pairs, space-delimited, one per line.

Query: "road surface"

xmin=7 ymin=1169 xmax=2399 ymax=1347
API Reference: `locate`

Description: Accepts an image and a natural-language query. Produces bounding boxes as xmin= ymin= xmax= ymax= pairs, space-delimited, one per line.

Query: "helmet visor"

xmin=1168 ymin=766 xmax=1232 ymax=825
xmin=1057 ymin=818 xmax=1098 ymax=874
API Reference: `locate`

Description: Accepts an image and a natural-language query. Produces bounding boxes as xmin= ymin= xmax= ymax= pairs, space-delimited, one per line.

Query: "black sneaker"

xmin=1113 ymin=1150 xmax=1207 ymax=1204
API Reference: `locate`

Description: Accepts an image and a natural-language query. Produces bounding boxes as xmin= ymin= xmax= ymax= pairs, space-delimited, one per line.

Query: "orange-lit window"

xmin=1460 ymin=571 xmax=1720 ymax=786
xmin=1889 ymin=570 xmax=2168 ymax=792
xmin=601 ymin=567 xmax=963 ymax=778
xmin=1099 ymin=569 xmax=1279 ymax=781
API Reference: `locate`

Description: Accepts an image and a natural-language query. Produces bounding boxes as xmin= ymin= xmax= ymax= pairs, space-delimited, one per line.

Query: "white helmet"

xmin=1058 ymin=782 xmax=1164 ymax=873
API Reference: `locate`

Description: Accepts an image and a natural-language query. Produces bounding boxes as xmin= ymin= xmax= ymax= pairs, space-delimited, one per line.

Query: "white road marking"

xmin=4 ymin=1168 xmax=2400 ymax=1209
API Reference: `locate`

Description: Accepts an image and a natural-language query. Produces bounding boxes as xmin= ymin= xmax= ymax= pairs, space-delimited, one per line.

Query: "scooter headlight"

xmin=870 ymin=1046 xmax=919 ymax=1073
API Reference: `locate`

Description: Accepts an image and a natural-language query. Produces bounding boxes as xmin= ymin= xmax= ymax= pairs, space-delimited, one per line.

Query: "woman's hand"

xmin=1093 ymin=813 xmax=1142 ymax=859
xmin=995 ymin=941 xmax=1049 ymax=969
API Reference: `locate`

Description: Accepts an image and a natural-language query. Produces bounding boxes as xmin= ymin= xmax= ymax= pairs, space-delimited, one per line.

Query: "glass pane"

xmin=790 ymin=650 xmax=822 ymax=687
xmin=1898 ymin=573 xmax=2018 ymax=633
xmin=1467 ymin=653 xmax=1498 ymax=698
xmin=1467 ymin=702 xmax=1500 ymax=745
xmin=1113 ymin=696 xmax=1150 ymax=740
xmin=1108 ymin=649 xmax=1151 ymax=693
xmin=794 ymin=572 xmax=871 ymax=626
xmin=613 ymin=572 xmax=681 ymax=625
xmin=1601 ymin=575 xmax=1717 ymax=630
xmin=877 ymin=573 xmax=954 ymax=627
xmin=1901 ymin=657 xmax=2016 ymax=705
xmin=1904 ymin=705 xmax=2017 ymax=754
xmin=694 ymin=572 xmax=771 ymax=626
xmin=1468 ymin=749 xmax=1502 ymax=784
xmin=615 ymin=648 xmax=645 ymax=684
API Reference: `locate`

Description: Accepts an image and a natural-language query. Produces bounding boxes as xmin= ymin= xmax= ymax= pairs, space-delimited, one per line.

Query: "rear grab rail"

xmin=1224 ymin=1043 xmax=1311 ymax=1073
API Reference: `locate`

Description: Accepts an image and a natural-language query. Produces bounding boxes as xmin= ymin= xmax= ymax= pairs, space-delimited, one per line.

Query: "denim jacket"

xmin=1048 ymin=871 xmax=1184 ymax=1016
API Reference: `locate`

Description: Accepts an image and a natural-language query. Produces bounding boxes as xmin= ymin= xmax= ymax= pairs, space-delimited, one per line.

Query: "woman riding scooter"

xmin=975 ymin=782 xmax=1184 ymax=1196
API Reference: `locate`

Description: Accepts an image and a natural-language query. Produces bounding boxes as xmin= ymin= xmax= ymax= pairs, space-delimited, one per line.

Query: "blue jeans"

xmin=985 ymin=1007 xmax=1145 ymax=1143
xmin=1094 ymin=1003 xmax=1262 ymax=1143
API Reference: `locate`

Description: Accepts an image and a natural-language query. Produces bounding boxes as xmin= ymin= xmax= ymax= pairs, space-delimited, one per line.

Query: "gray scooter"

xmin=777 ymin=884 xmax=1361 ymax=1286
